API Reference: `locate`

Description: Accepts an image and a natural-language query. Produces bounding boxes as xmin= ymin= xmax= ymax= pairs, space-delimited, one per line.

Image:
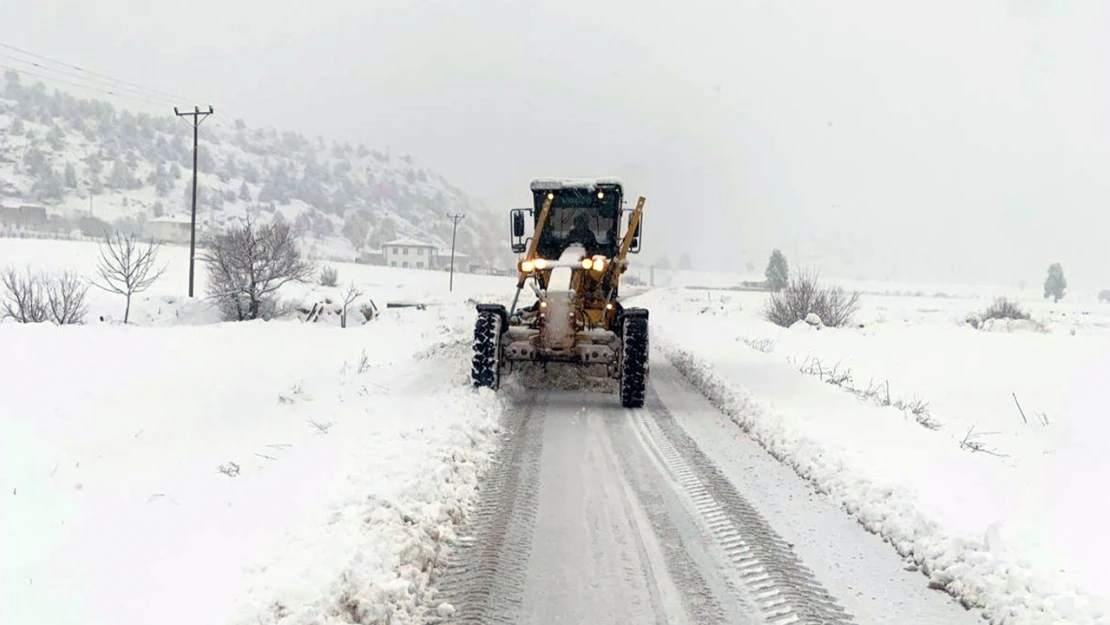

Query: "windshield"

xmin=536 ymin=207 xmax=617 ymax=258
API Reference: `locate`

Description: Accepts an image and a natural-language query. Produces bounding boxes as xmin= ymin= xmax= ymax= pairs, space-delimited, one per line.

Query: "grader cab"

xmin=471 ymin=178 xmax=649 ymax=407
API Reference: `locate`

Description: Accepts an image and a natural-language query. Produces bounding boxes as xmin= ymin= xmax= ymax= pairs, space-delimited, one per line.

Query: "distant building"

xmin=382 ymin=238 xmax=438 ymax=269
xmin=434 ymin=250 xmax=473 ymax=272
xmin=145 ymin=214 xmax=192 ymax=244
xmin=357 ymin=249 xmax=385 ymax=266
xmin=0 ymin=204 xmax=48 ymax=228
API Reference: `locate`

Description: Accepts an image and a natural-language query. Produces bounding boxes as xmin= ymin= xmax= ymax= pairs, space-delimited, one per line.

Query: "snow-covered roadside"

xmin=635 ymin=288 xmax=1110 ymax=625
xmin=0 ymin=307 xmax=502 ymax=625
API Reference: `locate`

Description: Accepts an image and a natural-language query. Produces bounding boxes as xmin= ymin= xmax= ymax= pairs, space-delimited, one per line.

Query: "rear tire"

xmin=619 ymin=315 xmax=648 ymax=408
xmin=472 ymin=311 xmax=502 ymax=389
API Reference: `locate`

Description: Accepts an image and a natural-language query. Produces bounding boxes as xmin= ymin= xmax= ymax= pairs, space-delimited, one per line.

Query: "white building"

xmin=434 ymin=250 xmax=472 ymax=272
xmin=145 ymin=214 xmax=192 ymax=244
xmin=382 ymin=238 xmax=438 ymax=269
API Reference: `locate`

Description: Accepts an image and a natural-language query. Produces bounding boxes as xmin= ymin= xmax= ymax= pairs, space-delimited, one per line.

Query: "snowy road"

xmin=433 ymin=357 xmax=984 ymax=624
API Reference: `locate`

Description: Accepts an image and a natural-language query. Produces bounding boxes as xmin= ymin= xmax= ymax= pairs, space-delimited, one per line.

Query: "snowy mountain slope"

xmin=0 ymin=70 xmax=506 ymax=267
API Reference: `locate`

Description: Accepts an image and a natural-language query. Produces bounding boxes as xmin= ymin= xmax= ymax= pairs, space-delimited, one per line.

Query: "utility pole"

xmin=174 ymin=105 xmax=214 ymax=297
xmin=447 ymin=212 xmax=465 ymax=291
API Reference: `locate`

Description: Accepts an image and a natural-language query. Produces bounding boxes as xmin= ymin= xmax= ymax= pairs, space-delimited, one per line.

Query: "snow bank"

xmin=0 ymin=300 xmax=504 ymax=625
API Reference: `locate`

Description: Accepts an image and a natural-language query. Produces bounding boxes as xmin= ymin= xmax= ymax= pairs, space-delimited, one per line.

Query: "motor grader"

xmin=471 ymin=177 xmax=649 ymax=407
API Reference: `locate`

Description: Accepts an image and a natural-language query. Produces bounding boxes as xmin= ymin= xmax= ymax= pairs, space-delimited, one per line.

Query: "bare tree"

xmin=2 ymin=266 xmax=87 ymax=325
xmin=92 ymin=231 xmax=167 ymax=323
xmin=45 ymin=271 xmax=88 ymax=325
xmin=340 ymin=282 xmax=363 ymax=328
xmin=1 ymin=266 xmax=48 ymax=323
xmin=201 ymin=218 xmax=315 ymax=321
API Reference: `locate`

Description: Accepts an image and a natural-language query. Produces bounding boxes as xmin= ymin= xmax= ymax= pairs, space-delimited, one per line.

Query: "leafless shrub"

xmin=2 ymin=267 xmax=87 ymax=324
xmin=894 ymin=397 xmax=941 ymax=430
xmin=742 ymin=337 xmax=776 ymax=353
xmin=308 ymin=419 xmax=333 ymax=434
xmin=981 ymin=297 xmax=1030 ymax=322
xmin=201 ymin=219 xmax=315 ymax=321
xmin=278 ymin=382 xmax=304 ymax=404
xmin=819 ymin=286 xmax=862 ymax=328
xmin=798 ymin=356 xmax=854 ymax=386
xmin=92 ymin=230 xmax=167 ymax=323
xmin=2 ymin=266 xmax=48 ymax=323
xmin=357 ymin=349 xmax=371 ymax=374
xmin=959 ymin=426 xmax=1007 ymax=457
xmin=340 ymin=282 xmax=363 ymax=328
xmin=764 ymin=269 xmax=861 ymax=328
xmin=46 ymin=271 xmax=89 ymax=325
xmin=824 ymin=362 xmax=853 ymax=386
xmin=319 ymin=265 xmax=339 ymax=287
xmin=217 ymin=461 xmax=241 ymax=477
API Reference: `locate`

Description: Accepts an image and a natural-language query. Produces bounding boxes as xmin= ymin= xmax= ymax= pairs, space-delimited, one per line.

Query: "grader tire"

xmin=619 ymin=315 xmax=648 ymax=408
xmin=472 ymin=311 xmax=502 ymax=389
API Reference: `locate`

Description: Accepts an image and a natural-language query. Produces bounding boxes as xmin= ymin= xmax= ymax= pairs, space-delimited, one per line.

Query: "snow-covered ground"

xmin=635 ymin=284 xmax=1110 ymax=624
xmin=6 ymin=235 xmax=1110 ymax=624
xmin=0 ymin=237 xmax=517 ymax=625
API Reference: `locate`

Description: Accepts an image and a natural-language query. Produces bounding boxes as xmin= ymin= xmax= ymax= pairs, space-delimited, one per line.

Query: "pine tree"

xmin=108 ymin=158 xmax=133 ymax=189
xmin=47 ymin=124 xmax=66 ymax=151
xmin=1044 ymin=263 xmax=1067 ymax=303
xmin=238 ymin=180 xmax=252 ymax=202
xmin=765 ymin=249 xmax=789 ymax=291
xmin=64 ymin=162 xmax=77 ymax=188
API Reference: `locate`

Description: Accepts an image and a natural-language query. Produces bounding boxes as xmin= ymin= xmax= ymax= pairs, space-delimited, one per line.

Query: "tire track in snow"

xmin=639 ymin=387 xmax=856 ymax=625
xmin=602 ymin=409 xmax=734 ymax=624
xmin=433 ymin=389 xmax=546 ymax=624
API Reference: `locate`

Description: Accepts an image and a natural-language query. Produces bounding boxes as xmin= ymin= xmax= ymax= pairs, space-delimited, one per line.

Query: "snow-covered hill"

xmin=0 ymin=70 xmax=506 ymax=268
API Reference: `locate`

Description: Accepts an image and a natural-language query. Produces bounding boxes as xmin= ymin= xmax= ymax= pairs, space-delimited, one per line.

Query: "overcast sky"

xmin=3 ymin=0 xmax=1108 ymax=288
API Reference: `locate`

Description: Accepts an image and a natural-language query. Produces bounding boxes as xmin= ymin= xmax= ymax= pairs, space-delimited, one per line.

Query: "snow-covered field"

xmin=635 ymin=284 xmax=1110 ymax=624
xmin=6 ymin=235 xmax=1110 ymax=624
xmin=0 ymin=236 xmax=516 ymax=625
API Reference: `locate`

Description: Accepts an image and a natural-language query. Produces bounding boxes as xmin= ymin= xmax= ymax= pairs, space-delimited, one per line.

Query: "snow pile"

xmin=0 ymin=294 xmax=504 ymax=625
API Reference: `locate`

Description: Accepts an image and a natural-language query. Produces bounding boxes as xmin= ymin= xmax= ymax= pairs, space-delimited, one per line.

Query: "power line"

xmin=0 ymin=52 xmax=178 ymax=105
xmin=0 ymin=41 xmax=192 ymax=103
xmin=0 ymin=63 xmax=172 ymax=108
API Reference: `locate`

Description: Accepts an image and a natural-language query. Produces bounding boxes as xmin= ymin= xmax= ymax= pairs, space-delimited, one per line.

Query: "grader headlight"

xmin=591 ymin=256 xmax=606 ymax=272
xmin=581 ymin=258 xmax=594 ymax=270
xmin=533 ymin=258 xmax=549 ymax=270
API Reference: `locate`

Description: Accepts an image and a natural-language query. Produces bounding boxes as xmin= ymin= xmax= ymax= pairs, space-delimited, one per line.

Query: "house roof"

xmin=384 ymin=238 xmax=437 ymax=248
xmin=149 ymin=214 xmax=192 ymax=225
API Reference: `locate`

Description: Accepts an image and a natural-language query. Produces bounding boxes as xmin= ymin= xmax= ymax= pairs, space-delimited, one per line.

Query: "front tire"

xmin=619 ymin=315 xmax=648 ymax=408
xmin=472 ymin=311 xmax=502 ymax=389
